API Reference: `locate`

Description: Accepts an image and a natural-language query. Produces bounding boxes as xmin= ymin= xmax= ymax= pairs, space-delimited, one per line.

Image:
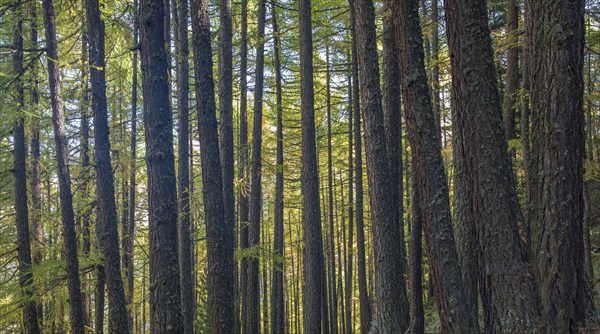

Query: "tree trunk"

xmin=407 ymin=166 xmax=424 ymax=334
xmin=444 ymin=0 xmax=541 ymax=331
xmin=190 ymin=0 xmax=236 ymax=330
xmin=246 ymin=0 xmax=266 ymax=331
xmin=139 ymin=0 xmax=183 ymax=329
xmin=239 ymin=0 xmax=249 ymax=330
xmin=353 ymin=0 xmax=409 ymax=332
xmin=390 ymin=0 xmax=477 ymax=332
xmin=218 ymin=0 xmax=236 ymax=329
xmin=349 ymin=1 xmax=372 ymax=331
xmin=95 ymin=266 xmax=105 ymax=334
xmin=270 ymin=1 xmax=285 ymax=332
xmin=431 ymin=0 xmax=441 ymax=145
xmin=12 ymin=9 xmax=41 ymax=332
xmin=527 ymin=0 xmax=590 ymax=331
xmin=174 ymin=0 xmax=193 ymax=330
xmin=344 ymin=52 xmax=354 ymax=334
xmin=85 ymin=0 xmax=130 ymax=330
xmin=502 ymin=0 xmax=518 ymax=144
xmin=41 ymin=0 xmax=86 ymax=331
xmin=299 ymin=0 xmax=328 ymax=331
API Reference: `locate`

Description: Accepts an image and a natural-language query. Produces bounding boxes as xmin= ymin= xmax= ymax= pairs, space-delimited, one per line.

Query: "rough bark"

xmin=270 ymin=1 xmax=285 ymax=332
xmin=444 ymin=0 xmax=542 ymax=331
xmin=502 ymin=0 xmax=518 ymax=144
xmin=407 ymin=167 xmax=424 ymax=334
xmin=431 ymin=0 xmax=441 ymax=145
xmin=41 ymin=0 xmax=86 ymax=331
xmin=85 ymin=0 xmax=130 ymax=331
xmin=95 ymin=266 xmax=105 ymax=334
xmin=349 ymin=1 xmax=372 ymax=331
xmin=190 ymin=0 xmax=236 ymax=330
xmin=527 ymin=0 xmax=590 ymax=331
xmin=217 ymin=0 xmax=236 ymax=330
xmin=13 ymin=9 xmax=41 ymax=332
xmin=139 ymin=0 xmax=183 ymax=329
xmin=175 ymin=0 xmax=193 ymax=330
xmin=299 ymin=0 xmax=327 ymax=331
xmin=353 ymin=0 xmax=410 ymax=332
xmin=390 ymin=0 xmax=477 ymax=332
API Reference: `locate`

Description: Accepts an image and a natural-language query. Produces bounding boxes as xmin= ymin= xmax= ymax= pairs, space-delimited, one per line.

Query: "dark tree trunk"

xmin=521 ymin=3 xmax=532 ymax=254
xmin=12 ymin=9 xmax=41 ymax=332
xmin=246 ymin=0 xmax=266 ymax=331
xmin=431 ymin=0 xmax=441 ymax=145
xmin=444 ymin=0 xmax=541 ymax=331
xmin=451 ymin=115 xmax=479 ymax=329
xmin=126 ymin=0 xmax=139 ymax=330
xmin=217 ymin=0 xmax=235 ymax=329
xmin=407 ymin=166 xmax=424 ymax=334
xmin=382 ymin=0 xmax=407 ymax=274
xmin=139 ymin=0 xmax=183 ymax=330
xmin=527 ymin=0 xmax=590 ymax=331
xmin=349 ymin=1 xmax=372 ymax=331
xmin=95 ymin=266 xmax=105 ymax=334
xmin=390 ymin=0 xmax=477 ymax=332
xmin=239 ymin=0 xmax=249 ymax=330
xmin=353 ymin=0 xmax=409 ymax=332
xmin=85 ymin=0 xmax=130 ymax=331
xmin=299 ymin=0 xmax=328 ymax=331
xmin=503 ymin=0 xmax=518 ymax=144
xmin=270 ymin=1 xmax=285 ymax=332
xmin=41 ymin=0 xmax=86 ymax=331
xmin=344 ymin=52 xmax=354 ymax=334
xmin=175 ymin=0 xmax=193 ymax=330
xmin=326 ymin=46 xmax=339 ymax=334
xmin=28 ymin=1 xmax=44 ymax=326
xmin=190 ymin=0 xmax=236 ymax=330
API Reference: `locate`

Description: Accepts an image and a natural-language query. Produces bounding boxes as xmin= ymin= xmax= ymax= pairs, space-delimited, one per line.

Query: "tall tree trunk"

xmin=270 ymin=1 xmax=285 ymax=332
xmin=407 ymin=166 xmax=424 ymax=334
xmin=190 ymin=0 xmax=236 ymax=330
xmin=431 ymin=0 xmax=441 ymax=145
xmin=239 ymin=0 xmax=250 ymax=330
xmin=12 ymin=8 xmax=41 ymax=332
xmin=29 ymin=1 xmax=44 ymax=327
xmin=326 ymin=46 xmax=339 ymax=334
xmin=41 ymin=0 xmax=86 ymax=331
xmin=218 ymin=0 xmax=235 ymax=330
xmin=527 ymin=0 xmax=591 ymax=331
xmin=444 ymin=0 xmax=541 ymax=331
xmin=503 ymin=0 xmax=518 ymax=144
xmin=95 ymin=266 xmax=105 ymax=334
xmin=139 ymin=0 xmax=183 ymax=330
xmin=85 ymin=0 xmax=130 ymax=331
xmin=246 ymin=0 xmax=266 ymax=331
xmin=520 ymin=2 xmax=532 ymax=255
xmin=175 ymin=0 xmax=193 ymax=330
xmin=390 ymin=0 xmax=477 ymax=332
xmin=344 ymin=52 xmax=354 ymax=334
xmin=349 ymin=1 xmax=372 ymax=331
xmin=126 ymin=0 xmax=139 ymax=330
xmin=299 ymin=0 xmax=328 ymax=331
xmin=382 ymin=0 xmax=407 ymax=274
xmin=353 ymin=0 xmax=409 ymax=332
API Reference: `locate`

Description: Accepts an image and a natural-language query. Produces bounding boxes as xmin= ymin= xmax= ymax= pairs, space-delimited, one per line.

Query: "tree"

xmin=299 ymin=0 xmax=328 ymax=331
xmin=353 ymin=0 xmax=409 ymax=331
xmin=41 ymin=0 xmax=86 ymax=331
xmin=139 ymin=0 xmax=183 ymax=330
xmin=12 ymin=6 xmax=41 ymax=332
xmin=390 ymin=0 xmax=477 ymax=331
xmin=85 ymin=0 xmax=130 ymax=330
xmin=270 ymin=0 xmax=285 ymax=332
xmin=527 ymin=0 xmax=590 ymax=331
xmin=190 ymin=0 xmax=236 ymax=330
xmin=174 ymin=0 xmax=193 ymax=329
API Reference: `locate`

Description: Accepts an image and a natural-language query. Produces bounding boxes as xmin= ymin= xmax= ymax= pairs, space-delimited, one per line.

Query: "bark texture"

xmin=139 ymin=0 xmax=183 ymax=329
xmin=190 ymin=0 xmax=236 ymax=330
xmin=391 ymin=0 xmax=477 ymax=332
xmin=528 ymin=0 xmax=590 ymax=331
